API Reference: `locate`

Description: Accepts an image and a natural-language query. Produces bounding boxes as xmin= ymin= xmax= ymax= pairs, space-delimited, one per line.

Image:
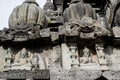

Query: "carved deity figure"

xmin=30 ymin=53 xmax=39 ymax=71
xmin=96 ymin=46 xmax=106 ymax=62
xmin=4 ymin=48 xmax=13 ymax=70
xmin=9 ymin=0 xmax=48 ymax=29
xmin=11 ymin=48 xmax=31 ymax=70
xmin=80 ymin=47 xmax=92 ymax=64
xmin=63 ymin=0 xmax=96 ymax=22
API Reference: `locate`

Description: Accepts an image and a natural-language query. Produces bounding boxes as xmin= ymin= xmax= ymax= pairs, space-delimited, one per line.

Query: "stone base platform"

xmin=50 ymin=69 xmax=102 ymax=80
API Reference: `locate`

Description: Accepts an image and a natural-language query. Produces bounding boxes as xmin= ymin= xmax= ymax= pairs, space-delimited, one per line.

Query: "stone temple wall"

xmin=0 ymin=0 xmax=120 ymax=80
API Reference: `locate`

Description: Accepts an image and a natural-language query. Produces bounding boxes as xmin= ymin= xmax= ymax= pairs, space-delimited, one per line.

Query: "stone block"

xmin=50 ymin=69 xmax=102 ymax=80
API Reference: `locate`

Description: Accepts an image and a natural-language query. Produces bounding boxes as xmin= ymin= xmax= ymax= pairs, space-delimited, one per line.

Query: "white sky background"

xmin=0 ymin=0 xmax=46 ymax=30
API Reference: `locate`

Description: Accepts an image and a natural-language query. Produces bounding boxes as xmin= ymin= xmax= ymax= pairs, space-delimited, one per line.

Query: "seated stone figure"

xmin=11 ymin=48 xmax=32 ymax=70
xmin=9 ymin=0 xmax=48 ymax=29
xmin=80 ymin=47 xmax=92 ymax=64
xmin=63 ymin=0 xmax=97 ymax=22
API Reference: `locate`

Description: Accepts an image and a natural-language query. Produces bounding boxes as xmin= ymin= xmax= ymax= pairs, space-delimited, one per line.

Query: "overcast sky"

xmin=0 ymin=0 xmax=46 ymax=30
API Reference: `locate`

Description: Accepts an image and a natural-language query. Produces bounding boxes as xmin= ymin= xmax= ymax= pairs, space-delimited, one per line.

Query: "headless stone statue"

xmin=63 ymin=0 xmax=97 ymax=22
xmin=9 ymin=0 xmax=48 ymax=29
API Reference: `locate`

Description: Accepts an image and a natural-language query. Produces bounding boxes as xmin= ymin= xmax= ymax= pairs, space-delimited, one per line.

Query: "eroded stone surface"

xmin=50 ymin=69 xmax=102 ymax=80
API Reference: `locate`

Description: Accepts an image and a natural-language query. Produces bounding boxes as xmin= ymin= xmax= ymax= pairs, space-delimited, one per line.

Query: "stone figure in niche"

xmin=30 ymin=53 xmax=39 ymax=71
xmin=11 ymin=48 xmax=31 ymax=70
xmin=9 ymin=0 xmax=48 ymax=29
xmin=47 ymin=46 xmax=61 ymax=68
xmin=96 ymin=45 xmax=106 ymax=62
xmin=4 ymin=48 xmax=14 ymax=69
xmin=63 ymin=0 xmax=96 ymax=23
xmin=80 ymin=47 xmax=92 ymax=64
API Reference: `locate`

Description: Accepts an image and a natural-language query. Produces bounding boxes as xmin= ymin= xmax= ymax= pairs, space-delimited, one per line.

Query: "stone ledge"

xmin=0 ymin=70 xmax=49 ymax=79
xmin=50 ymin=69 xmax=102 ymax=80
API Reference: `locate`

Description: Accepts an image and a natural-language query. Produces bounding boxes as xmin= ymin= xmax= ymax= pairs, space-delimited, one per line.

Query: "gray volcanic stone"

xmin=9 ymin=0 xmax=48 ymax=29
xmin=50 ymin=69 xmax=102 ymax=80
xmin=103 ymin=70 xmax=120 ymax=80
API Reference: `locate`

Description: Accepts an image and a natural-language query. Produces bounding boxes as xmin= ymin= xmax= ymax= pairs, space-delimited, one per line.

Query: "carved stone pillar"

xmin=61 ymin=43 xmax=79 ymax=69
xmin=61 ymin=43 xmax=71 ymax=69
xmin=4 ymin=48 xmax=13 ymax=71
xmin=95 ymin=44 xmax=108 ymax=70
xmin=69 ymin=46 xmax=79 ymax=69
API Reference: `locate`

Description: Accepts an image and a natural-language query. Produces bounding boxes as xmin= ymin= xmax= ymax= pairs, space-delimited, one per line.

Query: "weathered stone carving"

xmin=111 ymin=48 xmax=120 ymax=70
xmin=0 ymin=0 xmax=49 ymax=42
xmin=80 ymin=47 xmax=92 ymax=64
xmin=112 ymin=6 xmax=120 ymax=38
xmin=30 ymin=53 xmax=39 ymax=71
xmin=70 ymin=46 xmax=80 ymax=69
xmin=43 ymin=0 xmax=63 ymax=23
xmin=43 ymin=0 xmax=55 ymax=11
xmin=46 ymin=46 xmax=61 ymax=69
xmin=11 ymin=48 xmax=32 ymax=70
xmin=59 ymin=16 xmax=112 ymax=39
xmin=9 ymin=0 xmax=48 ymax=29
xmin=63 ymin=0 xmax=96 ymax=23
xmin=0 ymin=0 xmax=120 ymax=79
xmin=95 ymin=44 xmax=108 ymax=70
xmin=4 ymin=48 xmax=13 ymax=70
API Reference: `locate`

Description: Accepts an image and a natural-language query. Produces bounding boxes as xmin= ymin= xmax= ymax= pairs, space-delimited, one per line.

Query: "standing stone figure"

xmin=63 ymin=0 xmax=96 ymax=22
xmin=4 ymin=48 xmax=13 ymax=70
xmin=30 ymin=53 xmax=39 ymax=71
xmin=80 ymin=47 xmax=92 ymax=64
xmin=9 ymin=0 xmax=48 ymax=29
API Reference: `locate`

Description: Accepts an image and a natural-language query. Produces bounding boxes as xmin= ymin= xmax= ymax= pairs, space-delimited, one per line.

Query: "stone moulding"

xmin=59 ymin=16 xmax=112 ymax=40
xmin=0 ymin=70 xmax=49 ymax=79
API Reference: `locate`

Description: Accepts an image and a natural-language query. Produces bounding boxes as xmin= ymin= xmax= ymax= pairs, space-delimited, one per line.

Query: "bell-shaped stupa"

xmin=9 ymin=0 xmax=48 ymax=29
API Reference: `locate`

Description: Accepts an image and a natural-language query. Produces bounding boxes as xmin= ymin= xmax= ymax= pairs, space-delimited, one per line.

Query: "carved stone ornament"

xmin=10 ymin=48 xmax=32 ymax=70
xmin=80 ymin=47 xmax=92 ymax=64
xmin=9 ymin=0 xmax=48 ymax=29
xmin=59 ymin=16 xmax=112 ymax=39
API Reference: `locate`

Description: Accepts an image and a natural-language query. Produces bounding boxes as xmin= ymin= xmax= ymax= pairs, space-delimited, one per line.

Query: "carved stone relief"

xmin=80 ymin=47 xmax=92 ymax=64
xmin=45 ymin=46 xmax=61 ymax=69
xmin=4 ymin=48 xmax=13 ymax=70
xmin=95 ymin=44 xmax=108 ymax=70
xmin=10 ymin=48 xmax=32 ymax=70
xmin=69 ymin=46 xmax=79 ymax=69
xmin=111 ymin=48 xmax=120 ymax=70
